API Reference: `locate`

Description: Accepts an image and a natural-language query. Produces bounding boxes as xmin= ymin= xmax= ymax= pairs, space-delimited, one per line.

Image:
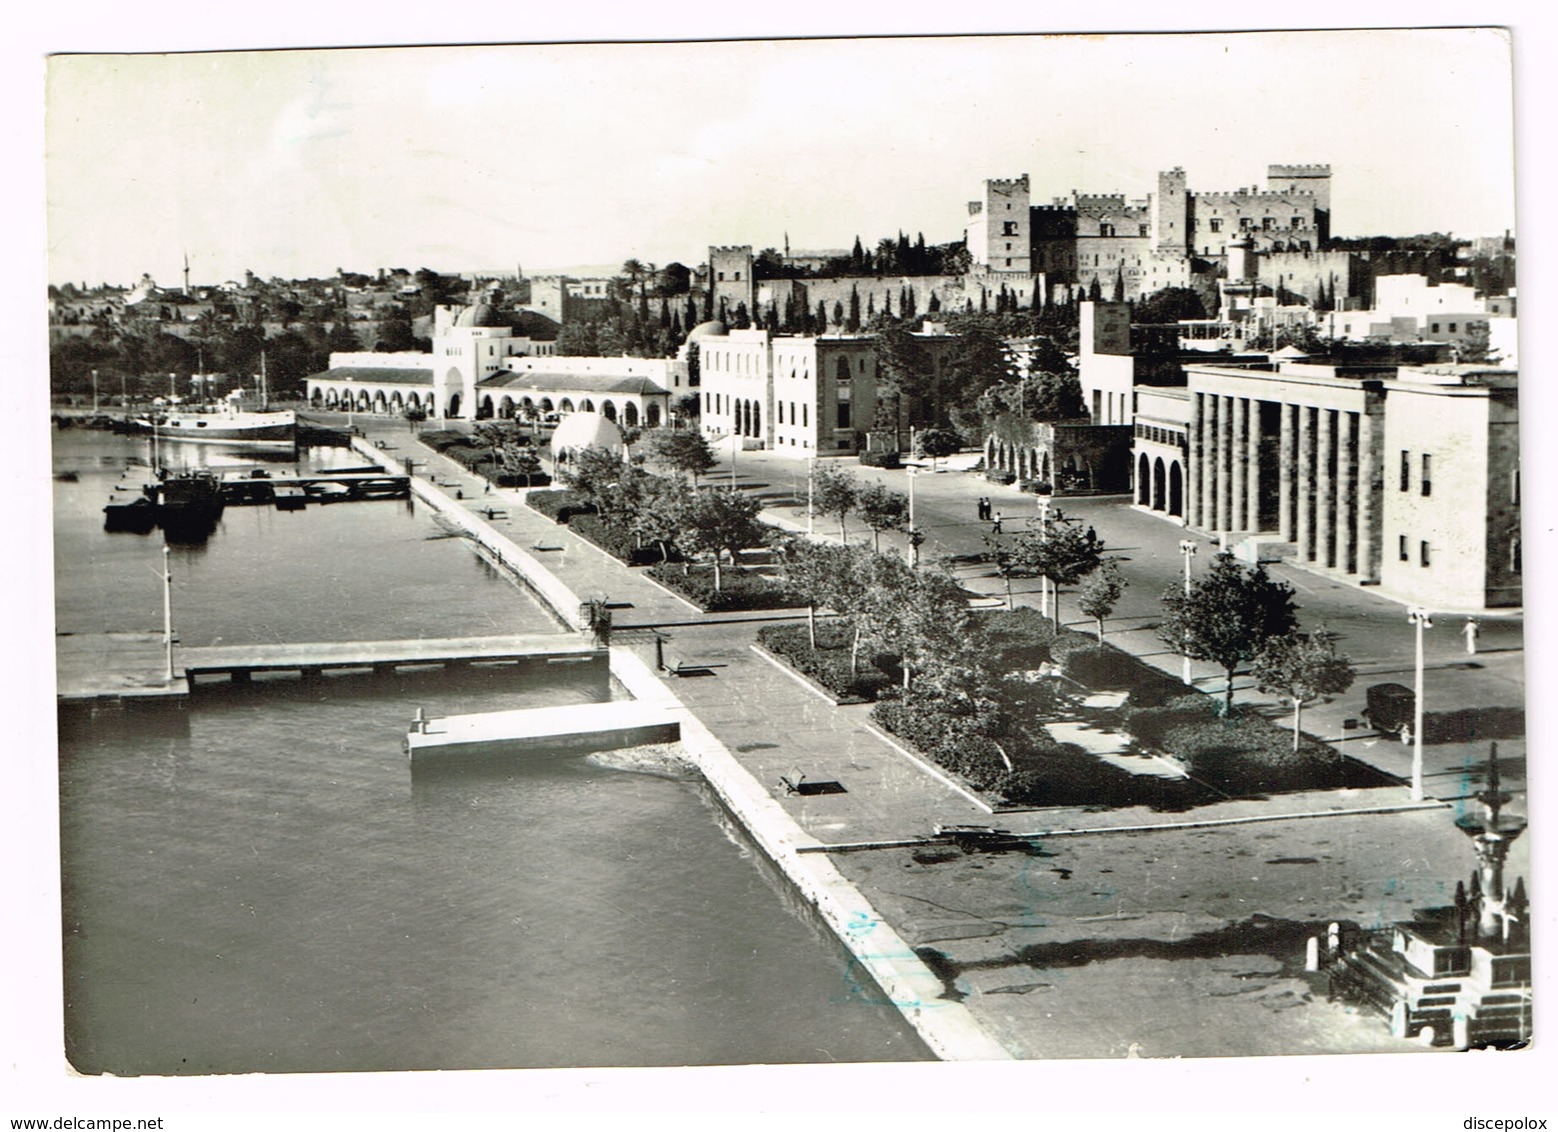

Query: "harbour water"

xmin=52 ymin=429 xmax=929 ymax=1073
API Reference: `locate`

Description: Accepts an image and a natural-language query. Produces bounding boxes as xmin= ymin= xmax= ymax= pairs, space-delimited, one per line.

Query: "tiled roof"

xmin=305 ymin=366 xmax=433 ymax=385
xmin=477 ymin=370 xmax=668 ymax=395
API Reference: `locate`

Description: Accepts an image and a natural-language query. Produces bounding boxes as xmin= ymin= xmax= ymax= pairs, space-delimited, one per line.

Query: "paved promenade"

xmin=345 ymin=416 xmax=1529 ymax=1060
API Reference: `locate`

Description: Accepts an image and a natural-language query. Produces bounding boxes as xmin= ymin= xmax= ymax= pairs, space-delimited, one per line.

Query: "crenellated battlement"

xmin=986 ymin=175 xmax=1030 ymax=193
xmin=1268 ymin=163 xmax=1331 ymax=176
xmin=709 ymin=245 xmax=754 ymax=255
xmin=1196 ymin=189 xmax=1317 ymax=203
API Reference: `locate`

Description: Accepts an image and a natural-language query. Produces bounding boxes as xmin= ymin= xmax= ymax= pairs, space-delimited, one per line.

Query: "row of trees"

xmin=1158 ymin=551 xmax=1355 ymax=744
xmin=559 ymin=438 xmax=764 ymax=591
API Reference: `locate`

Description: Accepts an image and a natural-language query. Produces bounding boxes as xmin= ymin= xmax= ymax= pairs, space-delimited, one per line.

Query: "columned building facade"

xmin=1181 ymin=360 xmax=1520 ymax=609
xmin=1185 ymin=362 xmax=1386 ymax=583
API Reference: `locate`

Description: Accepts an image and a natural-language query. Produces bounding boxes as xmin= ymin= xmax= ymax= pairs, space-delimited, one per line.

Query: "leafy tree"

xmin=1016 ymin=517 xmax=1107 ymax=630
xmin=913 ymin=426 xmax=962 ymax=468
xmin=812 ymin=463 xmax=860 ymax=543
xmin=555 ymin=320 xmax=599 ymax=356
xmin=676 ymin=486 xmax=764 ymax=591
xmin=1077 ymin=558 xmax=1126 ymax=642
xmin=648 ymin=427 xmax=717 ymax=484
xmin=374 ymin=304 xmax=418 ymax=352
xmin=872 ymin=324 xmax=932 ymax=443
xmin=855 ymin=482 xmax=909 ymax=552
xmin=1159 ymin=552 xmax=1299 ymax=714
xmin=627 ymin=475 xmax=690 ymax=561
xmin=1252 ymin=629 xmax=1356 ymax=751
xmin=558 ymin=444 xmax=628 ymax=519
xmin=1458 ymin=320 xmax=1499 ymax=364
xmin=777 ymin=537 xmax=851 ymax=648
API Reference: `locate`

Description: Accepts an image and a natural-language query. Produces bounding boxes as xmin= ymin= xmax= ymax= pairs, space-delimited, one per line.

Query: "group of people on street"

xmin=975 ymin=497 xmax=1003 ymax=533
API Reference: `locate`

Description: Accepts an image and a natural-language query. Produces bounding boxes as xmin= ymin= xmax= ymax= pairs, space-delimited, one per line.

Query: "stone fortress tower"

xmin=708 ymin=245 xmax=756 ymax=318
xmin=965 ymin=175 xmax=1032 ymax=272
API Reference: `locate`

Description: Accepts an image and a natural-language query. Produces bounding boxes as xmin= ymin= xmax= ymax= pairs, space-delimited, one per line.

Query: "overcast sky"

xmin=45 ymin=27 xmax=1516 ymax=289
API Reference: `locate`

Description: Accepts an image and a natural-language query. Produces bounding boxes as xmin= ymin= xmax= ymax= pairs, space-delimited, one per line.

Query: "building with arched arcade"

xmin=304 ymin=298 xmax=678 ymax=426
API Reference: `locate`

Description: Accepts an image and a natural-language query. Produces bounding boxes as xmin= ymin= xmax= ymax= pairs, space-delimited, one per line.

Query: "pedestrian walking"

xmin=976 ymin=497 xmax=988 ymax=521
xmin=992 ymin=510 xmax=1003 ymax=535
xmin=1463 ymin=617 xmax=1480 ymax=655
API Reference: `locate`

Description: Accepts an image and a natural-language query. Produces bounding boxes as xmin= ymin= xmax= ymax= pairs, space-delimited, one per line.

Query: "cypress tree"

xmin=866 ymin=292 xmax=875 ymax=317
xmin=686 ymin=294 xmax=699 ymax=328
xmin=817 ymin=300 xmax=828 ymax=331
xmin=928 ymin=290 xmax=941 ymax=313
xmin=834 ymin=299 xmax=845 ymax=326
xmin=1112 ymin=267 xmax=1125 ymax=302
xmin=848 ymin=285 xmax=861 ymax=332
xmin=980 ymin=288 xmax=988 ymax=313
xmin=659 ymin=297 xmax=671 ymax=330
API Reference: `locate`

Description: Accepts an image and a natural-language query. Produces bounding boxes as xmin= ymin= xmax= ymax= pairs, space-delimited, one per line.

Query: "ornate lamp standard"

xmin=1408 ymin=606 xmax=1434 ymax=801
xmin=161 ymin=544 xmax=175 ymax=683
xmin=1036 ymin=492 xmax=1052 ymax=617
xmin=1179 ymin=539 xmax=1199 ymax=686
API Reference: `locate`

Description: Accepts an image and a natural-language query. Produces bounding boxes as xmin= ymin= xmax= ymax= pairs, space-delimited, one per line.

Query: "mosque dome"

xmin=550 ymin=412 xmax=624 ymax=459
xmin=686 ymin=319 xmax=728 ymax=340
xmin=454 ymin=300 xmax=511 ymax=329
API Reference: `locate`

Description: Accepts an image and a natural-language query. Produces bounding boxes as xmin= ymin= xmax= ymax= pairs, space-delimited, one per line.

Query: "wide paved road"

xmin=711 ymin=443 xmax=1527 ymax=800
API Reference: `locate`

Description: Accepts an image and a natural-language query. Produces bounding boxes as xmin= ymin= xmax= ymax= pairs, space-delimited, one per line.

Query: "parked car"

xmin=1362 ymin=682 xmax=1415 ymax=737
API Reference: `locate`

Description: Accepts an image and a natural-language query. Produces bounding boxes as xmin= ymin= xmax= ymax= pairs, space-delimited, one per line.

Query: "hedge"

xmin=525 ymin=489 xmax=596 ymax=524
xmin=755 ymin=622 xmax=893 ymax=703
xmin=1122 ymin=693 xmax=1347 ymax=795
xmin=859 ymin=450 xmax=902 ymax=469
xmin=569 ymin=514 xmax=680 ymax=566
xmin=645 ymin=564 xmax=802 ymax=612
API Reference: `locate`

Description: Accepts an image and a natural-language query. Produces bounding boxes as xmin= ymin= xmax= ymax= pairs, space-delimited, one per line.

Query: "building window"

xmin=1400 ymin=450 xmax=1410 ymax=491
xmin=1420 ymin=540 xmax=1431 ymax=568
xmin=1291 ymin=217 xmax=1302 ymax=228
xmin=1448 ymin=322 xmax=1457 ymax=333
xmin=1209 ymin=218 xmax=1222 ymax=233
xmin=717 ymin=272 xmax=725 ymax=282
xmin=1399 ymin=535 xmax=1409 ymax=562
xmin=837 ymin=401 xmax=851 ymax=428
xmin=1431 ymin=323 xmax=1440 ymax=333
xmin=1421 ymin=454 xmax=1432 ymax=496
xmin=1006 ymin=259 xmax=1012 ymax=267
xmin=1239 ymin=217 xmax=1253 ymax=230
xmin=1262 ymin=217 xmax=1275 ymax=230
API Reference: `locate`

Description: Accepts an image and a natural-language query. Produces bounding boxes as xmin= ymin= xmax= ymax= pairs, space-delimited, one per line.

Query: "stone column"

xmin=1200 ymin=393 xmax=1218 ymax=533
xmin=1317 ymin=407 xmax=1335 ymax=569
xmin=1337 ymin=411 xmax=1359 ymax=575
xmin=1186 ymin=394 xmax=1202 ymax=527
xmin=1278 ymin=403 xmax=1296 ymax=543
xmin=1296 ymin=405 xmax=1313 ymax=562
xmin=1245 ymin=399 xmax=1263 ymax=532
xmin=1217 ymin=394 xmax=1234 ymax=532
xmin=1230 ymin=398 xmax=1249 ymax=534
xmin=1356 ymin=395 xmax=1380 ymax=582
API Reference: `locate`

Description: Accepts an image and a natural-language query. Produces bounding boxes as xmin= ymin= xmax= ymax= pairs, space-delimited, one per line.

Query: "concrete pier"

xmin=405 ymin=699 xmax=679 ymax=763
xmin=181 ymin=634 xmax=602 ymax=689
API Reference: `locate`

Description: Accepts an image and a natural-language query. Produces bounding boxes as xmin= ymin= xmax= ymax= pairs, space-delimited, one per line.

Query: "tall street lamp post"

xmin=161 ymin=544 xmax=175 ymax=683
xmin=1408 ymin=606 xmax=1433 ymax=801
xmin=806 ymin=455 xmax=815 ymax=535
xmin=1035 ymin=493 xmax=1052 ymax=616
xmin=345 ymin=379 xmax=354 ymax=432
xmin=1179 ymin=539 xmax=1198 ymax=686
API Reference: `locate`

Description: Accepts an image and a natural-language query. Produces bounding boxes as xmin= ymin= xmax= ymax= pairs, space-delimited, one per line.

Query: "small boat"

xmin=151 ymin=468 xmax=226 ymax=538
xmin=102 ymin=496 xmax=158 ymax=533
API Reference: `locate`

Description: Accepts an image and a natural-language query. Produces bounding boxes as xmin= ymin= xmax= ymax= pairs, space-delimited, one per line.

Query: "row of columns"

xmin=1188 ymin=392 xmax=1262 ymax=534
xmin=1187 ymin=391 xmax=1377 ymax=580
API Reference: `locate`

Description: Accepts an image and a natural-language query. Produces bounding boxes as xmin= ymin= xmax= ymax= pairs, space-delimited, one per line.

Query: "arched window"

xmin=623 ymin=402 xmax=638 ymax=427
xmin=1138 ymin=453 xmax=1151 ymax=505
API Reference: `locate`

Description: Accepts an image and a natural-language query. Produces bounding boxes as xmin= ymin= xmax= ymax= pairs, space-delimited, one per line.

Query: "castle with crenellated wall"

xmin=989 ymin=163 xmax=1334 ymax=302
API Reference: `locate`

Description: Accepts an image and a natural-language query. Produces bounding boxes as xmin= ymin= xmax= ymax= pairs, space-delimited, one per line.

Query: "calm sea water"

xmin=52 ymin=429 xmax=928 ymax=1073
